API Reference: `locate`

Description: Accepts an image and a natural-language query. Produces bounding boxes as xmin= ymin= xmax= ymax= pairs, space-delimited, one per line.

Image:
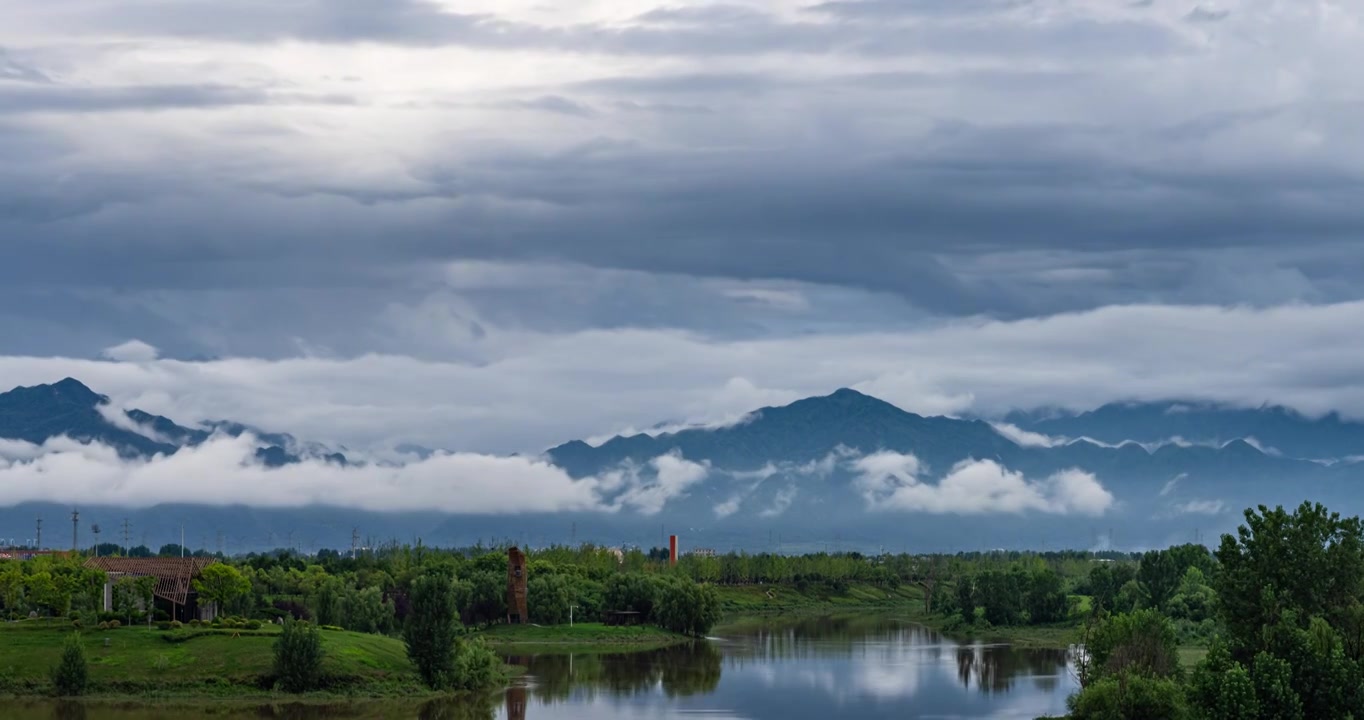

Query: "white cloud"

xmin=101 ymin=340 xmax=160 ymax=363
xmin=713 ymin=496 xmax=743 ymax=518
xmin=13 ymin=301 xmax=1364 ymax=455
xmin=759 ymin=486 xmax=799 ymax=519
xmin=722 ymin=288 xmax=810 ymax=312
xmin=852 ymin=452 xmax=1114 ymax=516
xmin=0 ymin=434 xmax=713 ymax=515
xmin=1173 ymin=499 xmax=1225 ymax=515
xmin=1159 ymin=473 xmax=1186 ymax=497
xmin=611 ymin=452 xmax=710 ymax=516
xmin=990 ymin=422 xmax=1066 ymax=448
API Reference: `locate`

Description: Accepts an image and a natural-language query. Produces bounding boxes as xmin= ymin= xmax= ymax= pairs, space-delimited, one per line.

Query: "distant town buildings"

xmin=689 ymin=547 xmax=717 ymax=558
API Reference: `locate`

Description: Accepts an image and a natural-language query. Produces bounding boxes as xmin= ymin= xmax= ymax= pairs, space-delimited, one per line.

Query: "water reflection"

xmin=5 ymin=616 xmax=1076 ymax=720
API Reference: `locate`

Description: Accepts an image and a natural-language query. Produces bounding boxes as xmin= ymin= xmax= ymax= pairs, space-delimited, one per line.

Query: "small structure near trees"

xmin=84 ymin=556 xmax=218 ymax=622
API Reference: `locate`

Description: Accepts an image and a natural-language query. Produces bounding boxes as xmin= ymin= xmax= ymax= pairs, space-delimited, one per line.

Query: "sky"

xmin=2 ymin=0 xmax=1363 ymax=458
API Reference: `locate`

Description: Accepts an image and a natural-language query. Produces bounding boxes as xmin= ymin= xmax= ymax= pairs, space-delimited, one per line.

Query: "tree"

xmin=193 ymin=564 xmax=250 ymax=618
xmin=955 ymin=577 xmax=975 ymax=623
xmin=1216 ymin=502 xmax=1364 ymax=656
xmin=1137 ymin=550 xmax=1179 ymax=611
xmin=50 ymin=632 xmax=89 ymax=696
xmin=1025 ymin=568 xmax=1067 ymax=624
xmin=405 ymin=573 xmax=461 ymax=689
xmin=975 ymin=569 xmax=1023 ymax=626
xmin=528 ymin=574 xmax=573 ymax=625
xmin=1067 ymin=674 xmax=1189 ymax=720
xmin=343 ymin=586 xmax=395 ymax=635
xmin=1084 ymin=610 xmax=1180 ymax=684
xmin=604 ymin=573 xmax=661 ymax=620
xmin=654 ymin=579 xmax=721 ymax=637
xmin=1189 ymin=640 xmax=1259 ymax=720
xmin=273 ymin=616 xmax=325 ymax=692
xmin=1251 ymin=652 xmax=1304 ymax=720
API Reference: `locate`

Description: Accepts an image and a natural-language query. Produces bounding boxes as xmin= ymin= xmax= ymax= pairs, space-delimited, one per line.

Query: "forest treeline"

xmin=10 ymin=501 xmax=1364 ymax=717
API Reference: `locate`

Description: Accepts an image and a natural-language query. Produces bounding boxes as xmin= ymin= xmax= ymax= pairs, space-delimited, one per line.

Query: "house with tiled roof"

xmin=84 ymin=556 xmax=220 ymax=622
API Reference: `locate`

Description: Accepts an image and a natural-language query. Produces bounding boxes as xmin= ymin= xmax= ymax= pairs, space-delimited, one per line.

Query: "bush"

xmin=273 ymin=616 xmax=325 ymax=693
xmin=97 ymin=622 xmax=109 ymax=631
xmin=109 ymin=620 xmax=121 ymax=629
xmin=70 ymin=620 xmax=82 ymax=630
xmin=189 ymin=619 xmax=201 ymax=627
xmin=1068 ymin=673 xmax=1189 ymax=720
xmin=170 ymin=620 xmax=183 ymax=629
xmin=654 ymin=579 xmax=721 ymax=637
xmin=157 ymin=623 xmax=171 ymax=631
xmin=246 ymin=620 xmax=262 ymax=630
xmin=154 ymin=609 xmax=170 ymax=622
xmin=50 ymin=633 xmax=89 ymax=697
xmin=450 ymin=637 xmax=502 ymax=691
xmin=321 ymin=624 xmax=343 ymax=631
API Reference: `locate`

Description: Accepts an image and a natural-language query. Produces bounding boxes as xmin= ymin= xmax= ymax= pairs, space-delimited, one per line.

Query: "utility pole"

xmin=92 ymin=524 xmax=101 ymax=557
xmin=570 ymin=604 xmax=578 ymax=627
xmin=121 ymin=518 xmax=132 ymax=556
xmin=71 ymin=509 xmax=79 ymax=552
xmin=35 ymin=517 xmax=41 ymax=551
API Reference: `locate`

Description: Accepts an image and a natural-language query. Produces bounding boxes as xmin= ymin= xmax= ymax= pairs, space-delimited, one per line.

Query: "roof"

xmin=84 ymin=557 xmax=218 ymax=606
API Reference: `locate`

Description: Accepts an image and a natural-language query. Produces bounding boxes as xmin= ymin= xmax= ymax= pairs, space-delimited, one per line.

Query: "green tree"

xmin=343 ymin=586 xmax=395 ymax=635
xmin=1215 ymin=502 xmax=1364 ymax=655
xmin=273 ymin=616 xmax=325 ymax=692
xmin=528 ymin=573 xmax=573 ymax=625
xmin=50 ymin=632 xmax=89 ymax=696
xmin=1025 ymin=568 xmax=1067 ymax=624
xmin=604 ymin=573 xmax=662 ymax=620
xmin=1067 ymin=674 xmax=1189 ymax=720
xmin=1084 ymin=609 xmax=1180 ymax=684
xmin=976 ymin=569 xmax=1022 ymax=626
xmin=654 ymin=579 xmax=721 ymax=637
xmin=193 ymin=563 xmax=250 ymax=618
xmin=1251 ymin=652 xmax=1304 ymax=720
xmin=955 ymin=577 xmax=975 ymax=623
xmin=405 ymin=574 xmax=461 ymax=689
xmin=1189 ymin=640 xmax=1258 ymax=720
xmin=1137 ymin=550 xmax=1179 ymax=610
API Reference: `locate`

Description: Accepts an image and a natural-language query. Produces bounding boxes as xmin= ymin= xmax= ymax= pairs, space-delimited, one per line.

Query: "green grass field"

xmin=713 ymin=582 xmax=923 ymax=615
xmin=0 ymin=619 xmax=423 ymax=697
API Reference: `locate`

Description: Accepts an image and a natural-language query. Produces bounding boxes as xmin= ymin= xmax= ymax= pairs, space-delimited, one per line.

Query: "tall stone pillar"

xmin=507 ymin=546 xmax=529 ymax=624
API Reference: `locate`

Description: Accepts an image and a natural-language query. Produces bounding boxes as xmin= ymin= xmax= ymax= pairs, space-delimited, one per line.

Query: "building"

xmin=689 ymin=547 xmax=717 ymax=558
xmin=506 ymin=547 xmax=528 ymax=624
xmin=84 ymin=556 xmax=219 ymax=623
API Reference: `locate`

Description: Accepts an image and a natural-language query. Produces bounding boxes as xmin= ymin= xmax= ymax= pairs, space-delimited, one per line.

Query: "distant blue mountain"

xmin=0 ymin=378 xmax=347 ymax=465
xmin=1003 ymin=401 xmax=1364 ymax=460
xmin=6 ymin=380 xmax=1364 ymax=552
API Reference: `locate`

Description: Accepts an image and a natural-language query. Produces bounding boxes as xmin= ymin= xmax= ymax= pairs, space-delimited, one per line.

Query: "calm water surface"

xmin=7 ymin=616 xmax=1078 ymax=720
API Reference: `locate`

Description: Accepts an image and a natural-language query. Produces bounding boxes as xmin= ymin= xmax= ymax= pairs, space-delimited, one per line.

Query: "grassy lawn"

xmin=0 ymin=619 xmax=422 ymax=696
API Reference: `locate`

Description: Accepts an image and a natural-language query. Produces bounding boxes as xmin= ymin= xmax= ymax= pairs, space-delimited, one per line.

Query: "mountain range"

xmin=5 ymin=379 xmax=1364 ymax=552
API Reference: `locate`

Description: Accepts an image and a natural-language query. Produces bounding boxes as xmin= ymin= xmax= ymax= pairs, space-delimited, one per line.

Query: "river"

xmin=4 ymin=615 xmax=1078 ymax=719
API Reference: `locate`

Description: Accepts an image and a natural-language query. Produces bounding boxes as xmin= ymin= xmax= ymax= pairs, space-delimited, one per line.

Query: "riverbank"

xmin=714 ymin=582 xmax=924 ymax=616
xmin=477 ymin=622 xmax=689 ymax=653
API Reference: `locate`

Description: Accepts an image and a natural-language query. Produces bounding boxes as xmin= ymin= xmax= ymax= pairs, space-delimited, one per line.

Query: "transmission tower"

xmin=35 ymin=517 xmax=41 ymax=551
xmin=351 ymin=527 xmax=360 ymax=559
xmin=92 ymin=524 xmax=102 ymax=557
xmin=121 ymin=518 xmax=131 ymax=556
xmin=71 ymin=509 xmax=79 ymax=551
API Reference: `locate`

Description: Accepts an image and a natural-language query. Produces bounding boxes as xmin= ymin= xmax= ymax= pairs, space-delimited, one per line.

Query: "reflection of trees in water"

xmin=51 ymin=701 xmax=86 ymax=720
xmin=723 ymin=615 xmax=947 ymax=664
xmin=517 ymin=642 xmax=723 ymax=705
xmin=955 ymin=644 xmax=1069 ymax=695
xmin=416 ymin=695 xmax=497 ymax=720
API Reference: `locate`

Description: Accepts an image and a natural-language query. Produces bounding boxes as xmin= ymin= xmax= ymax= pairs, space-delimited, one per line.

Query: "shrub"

xmin=109 ymin=620 xmax=121 ymax=629
xmin=450 ymin=637 xmax=502 ymax=691
xmin=50 ymin=633 xmax=89 ymax=697
xmin=273 ymin=616 xmax=325 ymax=693
xmin=156 ymin=623 xmax=171 ymax=631
xmin=97 ymin=622 xmax=109 ymax=631
xmin=246 ymin=620 xmax=262 ymax=630
xmin=321 ymin=624 xmax=343 ymax=632
xmin=170 ymin=620 xmax=183 ymax=629
xmin=189 ymin=619 xmax=201 ymax=627
xmin=1068 ymin=673 xmax=1190 ymax=720
xmin=70 ymin=620 xmax=82 ymax=630
xmin=654 ymin=579 xmax=721 ymax=637
xmin=154 ymin=609 xmax=170 ymax=622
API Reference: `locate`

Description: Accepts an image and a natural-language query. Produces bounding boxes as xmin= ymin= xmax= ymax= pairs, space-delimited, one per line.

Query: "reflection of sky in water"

xmin=499 ymin=620 xmax=1077 ymax=720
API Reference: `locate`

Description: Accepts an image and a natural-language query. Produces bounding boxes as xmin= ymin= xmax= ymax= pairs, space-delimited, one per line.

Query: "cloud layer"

xmin=853 ymin=452 xmax=1114 ymax=516
xmin=0 ymin=434 xmax=708 ymax=514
